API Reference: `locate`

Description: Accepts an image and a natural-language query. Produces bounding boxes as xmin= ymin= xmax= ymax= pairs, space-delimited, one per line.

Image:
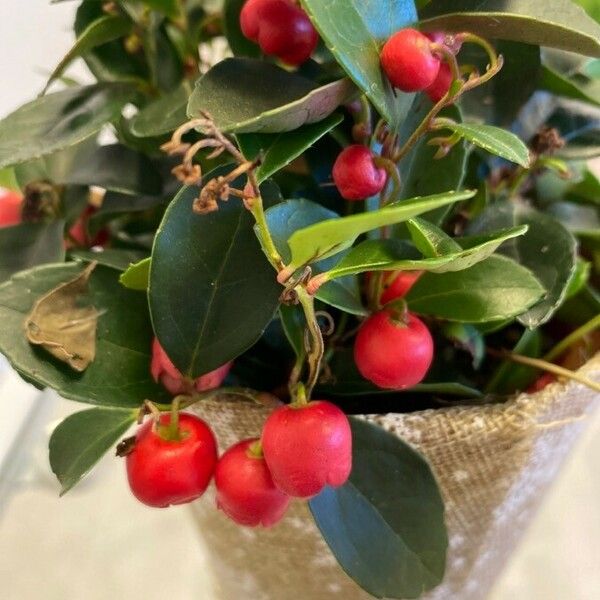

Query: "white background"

xmin=0 ymin=2 xmax=598 ymax=599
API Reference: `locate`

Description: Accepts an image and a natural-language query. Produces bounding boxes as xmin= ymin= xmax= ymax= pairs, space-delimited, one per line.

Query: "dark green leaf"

xmin=50 ymin=407 xmax=136 ymax=495
xmin=442 ymin=322 xmax=485 ymax=369
xmin=43 ymin=15 xmax=132 ymax=93
xmin=120 ymin=257 xmax=151 ymax=290
xmin=224 ymin=0 xmax=261 ymax=57
xmin=149 ymin=168 xmax=283 ymax=377
xmin=187 ymin=58 xmax=356 ymax=133
xmin=300 ymin=0 xmax=417 ymax=129
xmin=540 ymin=64 xmax=600 ymax=107
xmin=436 ymin=121 xmax=531 ymax=167
xmin=71 ymin=249 xmax=149 ymax=272
xmin=0 ymin=84 xmax=135 ymax=169
xmin=405 ymin=254 xmax=545 ymax=322
xmin=467 ymin=202 xmax=578 ymax=327
xmin=0 ymin=263 xmax=168 ymax=407
xmin=237 ymin=113 xmax=343 ymax=183
xmin=130 ymin=79 xmax=194 ymax=137
xmin=420 ymin=0 xmax=600 ymax=57
xmin=287 ymin=190 xmax=475 ymax=270
xmin=0 ymin=220 xmax=65 ymax=282
xmin=309 ymin=418 xmax=447 ymax=599
xmin=278 ymin=304 xmax=305 ymax=360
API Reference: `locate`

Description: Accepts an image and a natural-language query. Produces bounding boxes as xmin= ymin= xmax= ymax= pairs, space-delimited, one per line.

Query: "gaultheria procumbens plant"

xmin=0 ymin=0 xmax=599 ymax=597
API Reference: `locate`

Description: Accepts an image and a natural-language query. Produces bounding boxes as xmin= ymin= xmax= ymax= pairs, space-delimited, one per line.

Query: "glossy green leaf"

xmin=309 ymin=418 xmax=447 ymax=599
xmin=420 ymin=0 xmax=600 ymax=57
xmin=467 ymin=202 xmax=578 ymax=327
xmin=0 ymin=263 xmax=169 ymax=407
xmin=43 ymin=15 xmax=132 ymax=93
xmin=120 ymin=257 xmax=151 ymax=291
xmin=300 ymin=0 xmax=417 ymax=129
xmin=540 ymin=65 xmax=600 ymax=107
xmin=187 ymin=58 xmax=356 ymax=133
xmin=436 ymin=121 xmax=531 ymax=167
xmin=237 ymin=113 xmax=343 ymax=183
xmin=0 ymin=84 xmax=135 ymax=169
xmin=287 ymin=190 xmax=475 ymax=270
xmin=149 ymin=168 xmax=283 ymax=377
xmin=130 ymin=79 xmax=194 ymax=137
xmin=50 ymin=407 xmax=136 ymax=495
xmin=0 ymin=220 xmax=66 ymax=282
xmin=405 ymin=254 xmax=545 ymax=322
xmin=224 ymin=0 xmax=261 ymax=57
xmin=325 ymin=224 xmax=527 ymax=279
xmin=261 ymin=199 xmax=365 ymax=315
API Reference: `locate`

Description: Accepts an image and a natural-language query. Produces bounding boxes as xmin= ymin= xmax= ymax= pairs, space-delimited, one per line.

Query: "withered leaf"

xmin=25 ymin=261 xmax=99 ymax=372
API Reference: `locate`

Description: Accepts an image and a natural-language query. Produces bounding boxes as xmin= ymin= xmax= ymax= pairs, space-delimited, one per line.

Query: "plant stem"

xmin=296 ymin=286 xmax=325 ymax=399
xmin=543 ymin=314 xmax=600 ymax=362
xmin=249 ymin=195 xmax=284 ymax=270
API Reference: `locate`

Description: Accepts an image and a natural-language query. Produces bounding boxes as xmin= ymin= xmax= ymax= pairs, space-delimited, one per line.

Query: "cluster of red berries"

xmin=240 ymin=0 xmax=318 ymax=66
xmin=126 ymin=339 xmax=352 ymax=527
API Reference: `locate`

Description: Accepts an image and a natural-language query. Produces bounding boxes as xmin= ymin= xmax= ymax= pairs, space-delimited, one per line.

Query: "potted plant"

xmin=0 ymin=1 xmax=598 ymax=598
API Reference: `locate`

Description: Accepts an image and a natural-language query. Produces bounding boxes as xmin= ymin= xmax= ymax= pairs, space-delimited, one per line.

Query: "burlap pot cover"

xmin=189 ymin=354 xmax=600 ymax=600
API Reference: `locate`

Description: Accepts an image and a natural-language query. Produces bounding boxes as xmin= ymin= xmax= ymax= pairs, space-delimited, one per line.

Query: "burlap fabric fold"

xmin=189 ymin=354 xmax=599 ymax=600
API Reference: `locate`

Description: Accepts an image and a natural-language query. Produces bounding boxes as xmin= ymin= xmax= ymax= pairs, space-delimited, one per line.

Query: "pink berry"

xmin=425 ymin=62 xmax=453 ymax=103
xmin=215 ymin=438 xmax=290 ymax=527
xmin=262 ymin=401 xmax=352 ymax=498
xmin=332 ymin=145 xmax=387 ymax=201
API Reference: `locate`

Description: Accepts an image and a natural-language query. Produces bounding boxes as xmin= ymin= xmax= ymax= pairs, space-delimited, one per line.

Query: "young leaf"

xmin=120 ymin=257 xmax=151 ymax=291
xmin=300 ymin=0 xmax=417 ymax=129
xmin=187 ymin=58 xmax=356 ymax=133
xmin=405 ymin=254 xmax=545 ymax=322
xmin=420 ymin=0 xmax=600 ymax=57
xmin=0 ymin=220 xmax=65 ymax=283
xmin=49 ymin=407 xmax=136 ymax=495
xmin=0 ymin=84 xmax=135 ymax=169
xmin=467 ymin=202 xmax=578 ymax=327
xmin=324 ymin=225 xmax=527 ymax=279
xmin=149 ymin=169 xmax=283 ymax=378
xmin=286 ymin=190 xmax=476 ymax=270
xmin=436 ymin=121 xmax=531 ymax=167
xmin=309 ymin=418 xmax=447 ymax=600
xmin=43 ymin=15 xmax=132 ymax=93
xmin=25 ymin=261 xmax=98 ymax=372
xmin=237 ymin=113 xmax=343 ymax=183
xmin=0 ymin=263 xmax=169 ymax=407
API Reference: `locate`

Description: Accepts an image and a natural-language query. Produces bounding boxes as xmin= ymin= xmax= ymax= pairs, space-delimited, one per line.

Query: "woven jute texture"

xmin=189 ymin=354 xmax=599 ymax=600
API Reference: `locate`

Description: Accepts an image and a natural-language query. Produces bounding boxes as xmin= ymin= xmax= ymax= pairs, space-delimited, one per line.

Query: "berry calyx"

xmin=261 ymin=400 xmax=352 ymax=498
xmin=367 ymin=270 xmax=423 ymax=305
xmin=380 ymin=28 xmax=441 ymax=92
xmin=215 ymin=438 xmax=290 ymax=527
xmin=354 ymin=309 xmax=434 ymax=389
xmin=0 ymin=188 xmax=23 ymax=228
xmin=126 ymin=413 xmax=218 ymax=507
xmin=332 ymin=145 xmax=387 ymax=201
xmin=240 ymin=0 xmax=318 ymax=66
xmin=151 ymin=337 xmax=232 ymax=395
xmin=425 ymin=62 xmax=453 ymax=103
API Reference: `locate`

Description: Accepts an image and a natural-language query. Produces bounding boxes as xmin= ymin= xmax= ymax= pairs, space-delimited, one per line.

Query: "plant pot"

xmin=189 ymin=354 xmax=600 ymax=600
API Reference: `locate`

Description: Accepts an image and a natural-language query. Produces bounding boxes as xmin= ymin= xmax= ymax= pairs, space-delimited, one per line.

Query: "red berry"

xmin=425 ymin=62 xmax=453 ymax=103
xmin=332 ymin=145 xmax=387 ymax=201
xmin=240 ymin=0 xmax=318 ymax=66
xmin=527 ymin=372 xmax=556 ymax=393
xmin=67 ymin=205 xmax=109 ymax=248
xmin=380 ymin=28 xmax=440 ymax=92
xmin=151 ymin=337 xmax=232 ymax=395
xmin=367 ymin=270 xmax=423 ymax=305
xmin=126 ymin=413 xmax=218 ymax=507
xmin=354 ymin=309 xmax=433 ymax=389
xmin=215 ymin=438 xmax=290 ymax=527
xmin=0 ymin=188 xmax=23 ymax=227
xmin=262 ymin=400 xmax=352 ymax=498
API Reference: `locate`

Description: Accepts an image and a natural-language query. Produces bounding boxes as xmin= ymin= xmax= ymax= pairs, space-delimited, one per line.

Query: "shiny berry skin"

xmin=151 ymin=337 xmax=232 ymax=395
xmin=0 ymin=188 xmax=23 ymax=227
xmin=425 ymin=62 xmax=453 ymax=103
xmin=240 ymin=0 xmax=318 ymax=66
xmin=126 ymin=413 xmax=218 ymax=508
xmin=215 ymin=438 xmax=290 ymax=527
xmin=367 ymin=270 xmax=423 ymax=305
xmin=381 ymin=28 xmax=440 ymax=92
xmin=354 ymin=310 xmax=434 ymax=389
xmin=262 ymin=401 xmax=352 ymax=498
xmin=332 ymin=145 xmax=387 ymax=201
